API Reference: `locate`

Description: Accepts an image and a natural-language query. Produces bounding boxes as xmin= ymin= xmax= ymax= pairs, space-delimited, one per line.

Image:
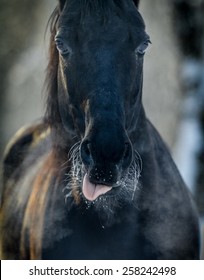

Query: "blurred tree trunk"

xmin=140 ymin=0 xmax=181 ymax=149
xmin=172 ymin=0 xmax=204 ymax=259
xmin=0 ymin=0 xmax=41 ymax=155
xmin=172 ymin=0 xmax=204 ymax=215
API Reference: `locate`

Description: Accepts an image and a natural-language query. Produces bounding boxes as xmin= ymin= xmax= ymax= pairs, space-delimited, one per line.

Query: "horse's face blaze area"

xmin=56 ymin=2 xmax=148 ymax=214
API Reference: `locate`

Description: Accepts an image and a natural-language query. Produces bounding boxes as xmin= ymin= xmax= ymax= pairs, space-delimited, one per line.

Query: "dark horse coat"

xmin=0 ymin=0 xmax=200 ymax=259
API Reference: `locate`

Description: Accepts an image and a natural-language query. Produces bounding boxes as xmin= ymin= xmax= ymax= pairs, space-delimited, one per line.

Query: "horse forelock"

xmin=60 ymin=0 xmax=141 ymax=24
xmin=58 ymin=0 xmax=140 ymax=11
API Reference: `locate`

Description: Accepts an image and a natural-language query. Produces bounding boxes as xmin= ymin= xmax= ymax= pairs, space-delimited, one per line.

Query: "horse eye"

xmin=136 ymin=39 xmax=151 ymax=55
xmin=55 ymin=38 xmax=71 ymax=56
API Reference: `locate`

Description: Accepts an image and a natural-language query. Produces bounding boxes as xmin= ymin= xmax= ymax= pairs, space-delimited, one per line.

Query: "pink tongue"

xmin=82 ymin=173 xmax=112 ymax=201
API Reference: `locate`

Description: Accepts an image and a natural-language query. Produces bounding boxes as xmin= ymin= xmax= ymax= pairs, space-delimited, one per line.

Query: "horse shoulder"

xmin=2 ymin=122 xmax=51 ymax=183
xmin=0 ymin=122 xmax=52 ymax=259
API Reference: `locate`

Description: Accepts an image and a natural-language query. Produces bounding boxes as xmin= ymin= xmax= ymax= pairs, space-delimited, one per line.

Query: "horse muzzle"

xmin=80 ymin=130 xmax=133 ymax=201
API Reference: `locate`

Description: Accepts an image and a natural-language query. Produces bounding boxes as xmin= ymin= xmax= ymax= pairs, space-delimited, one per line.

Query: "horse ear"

xmin=58 ymin=0 xmax=66 ymax=11
xmin=132 ymin=0 xmax=140 ymax=8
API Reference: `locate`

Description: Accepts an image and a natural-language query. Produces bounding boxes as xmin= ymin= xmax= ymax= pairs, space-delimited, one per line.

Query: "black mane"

xmin=44 ymin=8 xmax=60 ymax=130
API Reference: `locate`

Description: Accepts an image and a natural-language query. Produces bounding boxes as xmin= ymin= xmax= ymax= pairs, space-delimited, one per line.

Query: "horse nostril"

xmin=80 ymin=140 xmax=92 ymax=166
xmin=122 ymin=142 xmax=133 ymax=169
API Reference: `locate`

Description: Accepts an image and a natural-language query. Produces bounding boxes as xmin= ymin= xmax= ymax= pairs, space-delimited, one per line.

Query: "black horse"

xmin=0 ymin=0 xmax=200 ymax=259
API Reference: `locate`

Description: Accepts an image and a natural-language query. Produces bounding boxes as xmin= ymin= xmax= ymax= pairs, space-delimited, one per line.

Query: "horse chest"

xmin=42 ymin=209 xmax=150 ymax=260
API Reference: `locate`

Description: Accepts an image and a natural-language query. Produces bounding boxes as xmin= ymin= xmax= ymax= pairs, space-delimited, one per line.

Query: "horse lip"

xmin=82 ymin=163 xmax=89 ymax=174
xmin=88 ymin=178 xmax=113 ymax=187
xmin=88 ymin=175 xmax=123 ymax=188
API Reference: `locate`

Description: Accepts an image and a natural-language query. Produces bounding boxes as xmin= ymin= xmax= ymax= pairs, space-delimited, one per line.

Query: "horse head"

xmin=48 ymin=0 xmax=150 ymax=209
